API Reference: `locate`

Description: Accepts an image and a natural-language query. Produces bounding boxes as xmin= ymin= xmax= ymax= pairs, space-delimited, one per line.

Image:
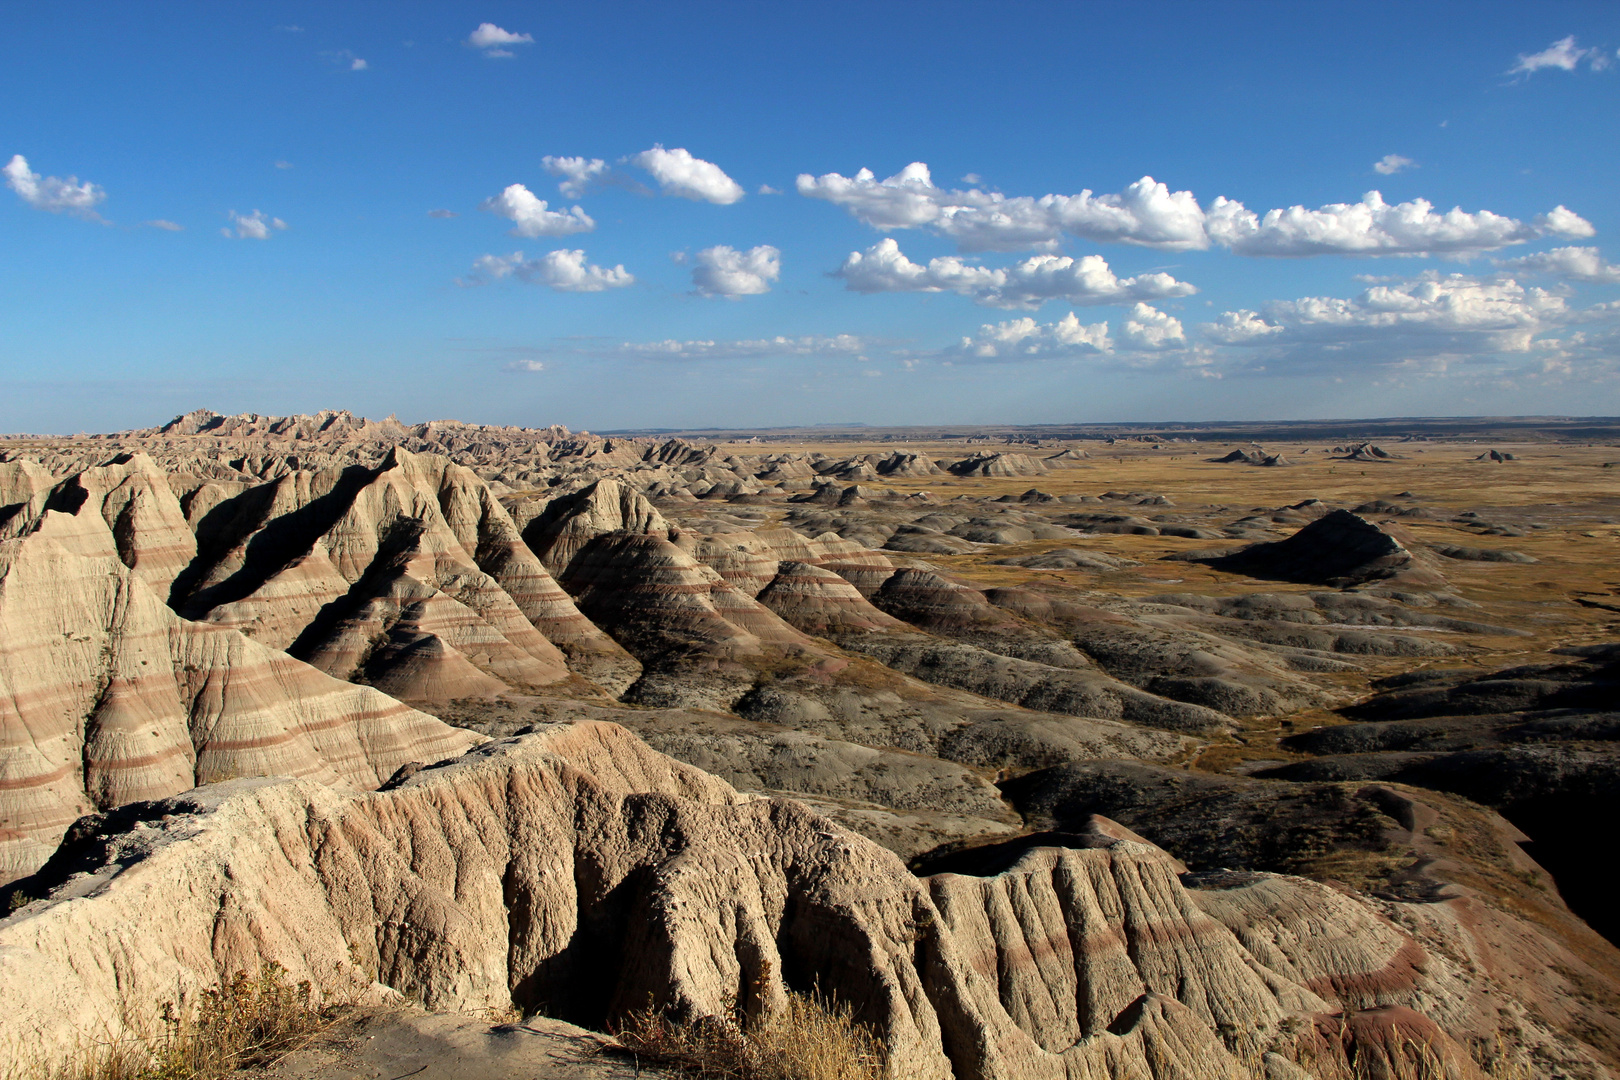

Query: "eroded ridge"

xmin=2 ymin=724 xmax=1611 ymax=1080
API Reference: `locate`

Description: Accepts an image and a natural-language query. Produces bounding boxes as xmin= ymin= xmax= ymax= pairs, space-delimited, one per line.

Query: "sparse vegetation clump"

xmin=8 ymin=963 xmax=335 ymax=1080
xmin=614 ymin=989 xmax=885 ymax=1080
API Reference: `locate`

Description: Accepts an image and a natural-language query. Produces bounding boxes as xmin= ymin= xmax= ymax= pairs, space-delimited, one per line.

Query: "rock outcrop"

xmin=0 ymin=518 xmax=479 ymax=883
xmin=523 ymin=479 xmax=671 ymax=577
xmin=162 ymin=449 xmax=588 ymax=701
xmin=947 ymin=452 xmax=1049 ymax=477
xmin=7 ymin=722 xmax=1595 ymax=1079
xmin=995 ymin=761 xmax=1620 ymax=1077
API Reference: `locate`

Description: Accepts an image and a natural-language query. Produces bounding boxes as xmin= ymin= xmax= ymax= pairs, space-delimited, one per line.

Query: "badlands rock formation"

xmin=1194 ymin=510 xmax=1446 ymax=589
xmin=4 ymin=722 xmax=1596 ymax=1080
xmin=0 ymin=511 xmax=478 ymax=882
xmin=1266 ymin=643 xmax=1620 ymax=943
xmin=3 ymin=409 xmax=1619 ymax=1078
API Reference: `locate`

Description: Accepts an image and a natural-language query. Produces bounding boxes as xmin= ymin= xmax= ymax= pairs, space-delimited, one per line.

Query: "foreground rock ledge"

xmin=0 ymin=722 xmax=1589 ymax=1079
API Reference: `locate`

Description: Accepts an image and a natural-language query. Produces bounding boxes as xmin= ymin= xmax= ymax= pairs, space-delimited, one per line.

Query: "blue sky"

xmin=2 ymin=2 xmax=1618 ymax=433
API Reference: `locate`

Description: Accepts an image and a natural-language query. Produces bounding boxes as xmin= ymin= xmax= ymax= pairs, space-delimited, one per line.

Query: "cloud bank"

xmin=1197 ymin=272 xmax=1601 ymax=375
xmin=1497 ymin=246 xmax=1620 ymax=283
xmin=946 ymin=312 xmax=1113 ymax=360
xmin=799 ymin=161 xmax=1592 ymax=257
xmin=615 ymin=334 xmax=866 ymax=360
xmin=836 ymin=238 xmax=1197 ymax=309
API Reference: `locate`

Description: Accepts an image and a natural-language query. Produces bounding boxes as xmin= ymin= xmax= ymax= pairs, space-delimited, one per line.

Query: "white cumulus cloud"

xmin=223 ymin=209 xmax=286 ymax=239
xmin=945 ymin=312 xmax=1113 ymax=361
xmin=541 ymin=156 xmax=608 ymax=199
xmin=467 ymin=23 xmax=534 ymax=55
xmin=835 ymin=238 xmax=1197 ymax=310
xmin=478 ymin=183 xmax=594 ymax=237
xmin=798 ymin=163 xmax=1207 ymax=252
xmin=1535 ymin=205 xmax=1596 ymax=239
xmin=4 ymin=154 xmax=107 ymax=220
xmin=506 ymin=359 xmax=546 ymax=372
xmin=799 ymin=160 xmax=1586 ymax=258
xmin=1200 ymin=272 xmax=1620 ymax=377
xmin=1272 ymin=275 xmax=1565 ymax=336
xmin=1119 ymin=304 xmax=1186 ymax=350
xmin=1374 ymin=154 xmax=1416 ymax=175
xmin=1496 ymin=246 xmax=1620 ymax=283
xmin=1200 ymin=309 xmax=1282 ymax=343
xmin=1200 ymin=273 xmax=1585 ymax=375
xmin=628 ymin=146 xmax=745 ymax=204
xmin=463 ymin=249 xmax=633 ymax=292
xmin=691 ymin=244 xmax=780 ymax=297
xmin=1205 ymin=190 xmax=1590 ymax=257
xmin=1509 ymin=35 xmax=1610 ymax=76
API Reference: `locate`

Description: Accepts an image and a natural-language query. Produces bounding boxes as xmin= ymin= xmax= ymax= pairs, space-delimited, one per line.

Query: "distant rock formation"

xmin=875 ymin=451 xmax=944 ymax=477
xmin=1196 ymin=510 xmax=1446 ymax=588
xmin=1042 ymin=447 xmax=1090 ymax=467
xmin=1331 ymin=442 xmax=1401 ymax=462
xmin=946 ymin=452 xmax=1048 ymax=477
xmin=1210 ymin=448 xmax=1291 ymax=466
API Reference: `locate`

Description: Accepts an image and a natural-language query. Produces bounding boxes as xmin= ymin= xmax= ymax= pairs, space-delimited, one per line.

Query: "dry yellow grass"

xmin=614 ymin=989 xmax=885 ymax=1080
xmin=684 ymin=435 xmax=1620 ymax=769
xmin=5 ymin=964 xmax=335 ymax=1080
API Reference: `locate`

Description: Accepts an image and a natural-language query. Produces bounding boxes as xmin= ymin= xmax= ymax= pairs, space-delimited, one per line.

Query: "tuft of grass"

xmin=7 ymin=963 xmax=335 ymax=1080
xmin=614 ymin=988 xmax=885 ymax=1080
xmin=1293 ymin=1030 xmax=1535 ymax=1080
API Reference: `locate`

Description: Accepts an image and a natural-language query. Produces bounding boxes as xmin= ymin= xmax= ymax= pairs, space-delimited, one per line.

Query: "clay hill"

xmin=1 ymin=408 xmax=1618 ymax=1080
xmin=1191 ymin=509 xmax=1446 ymax=589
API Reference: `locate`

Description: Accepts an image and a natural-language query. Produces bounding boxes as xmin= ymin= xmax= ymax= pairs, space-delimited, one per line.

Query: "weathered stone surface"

xmin=0 ymin=722 xmax=1471 ymax=1080
xmin=159 ymin=449 xmax=587 ymax=700
xmin=525 ymin=479 xmax=670 ymax=576
xmin=756 ymin=561 xmax=908 ymax=635
xmin=0 ymin=519 xmax=479 ymax=883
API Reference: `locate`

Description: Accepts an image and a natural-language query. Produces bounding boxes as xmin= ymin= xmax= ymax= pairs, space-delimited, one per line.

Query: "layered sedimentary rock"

xmin=0 ymin=517 xmax=479 ymax=883
xmin=163 ymin=448 xmax=602 ymax=700
xmin=993 ymin=763 xmax=1620 ymax=1076
xmin=524 ymin=479 xmax=671 ymax=576
xmin=4 ymin=722 xmax=1578 ymax=1080
xmin=756 ymin=561 xmax=908 ymax=635
xmin=948 ymin=452 xmax=1049 ymax=477
xmin=0 ymin=457 xmax=53 ymax=538
xmin=36 ymin=453 xmax=198 ymax=599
